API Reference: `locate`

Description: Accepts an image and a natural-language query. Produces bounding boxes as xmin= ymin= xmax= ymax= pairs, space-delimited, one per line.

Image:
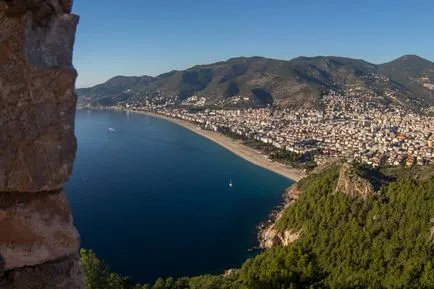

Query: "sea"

xmin=66 ymin=109 xmax=293 ymax=284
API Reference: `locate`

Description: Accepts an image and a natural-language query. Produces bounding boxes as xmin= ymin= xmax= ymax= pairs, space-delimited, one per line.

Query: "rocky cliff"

xmin=0 ymin=1 xmax=82 ymax=288
xmin=258 ymin=185 xmax=301 ymax=249
xmin=335 ymin=163 xmax=375 ymax=199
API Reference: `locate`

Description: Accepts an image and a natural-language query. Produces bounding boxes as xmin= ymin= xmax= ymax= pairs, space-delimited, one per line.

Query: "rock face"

xmin=260 ymin=227 xmax=301 ymax=249
xmin=259 ymin=185 xmax=301 ymax=249
xmin=0 ymin=0 xmax=78 ymax=193
xmin=0 ymin=190 xmax=80 ymax=270
xmin=0 ymin=0 xmax=83 ymax=288
xmin=335 ymin=163 xmax=375 ymax=199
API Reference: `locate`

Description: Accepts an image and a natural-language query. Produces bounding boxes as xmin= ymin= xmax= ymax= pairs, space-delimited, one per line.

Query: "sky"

xmin=72 ymin=0 xmax=434 ymax=88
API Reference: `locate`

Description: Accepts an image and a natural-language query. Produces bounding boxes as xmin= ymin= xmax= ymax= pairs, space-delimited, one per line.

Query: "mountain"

xmin=379 ymin=55 xmax=434 ymax=109
xmin=77 ymin=55 xmax=434 ymax=111
xmin=76 ymin=75 xmax=153 ymax=106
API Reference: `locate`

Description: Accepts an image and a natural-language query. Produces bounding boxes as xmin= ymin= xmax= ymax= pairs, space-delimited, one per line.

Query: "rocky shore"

xmin=257 ymin=184 xmax=302 ymax=249
xmin=77 ymin=106 xmax=307 ymax=251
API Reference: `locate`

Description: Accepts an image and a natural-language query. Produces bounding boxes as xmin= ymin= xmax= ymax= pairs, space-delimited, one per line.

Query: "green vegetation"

xmin=239 ymin=245 xmax=325 ymax=289
xmin=276 ymin=164 xmax=434 ymax=288
xmin=77 ymin=55 xmax=434 ymax=111
xmin=224 ymin=81 xmax=240 ymax=98
xmin=218 ymin=127 xmax=316 ymax=170
xmin=269 ymin=149 xmax=316 ymax=170
xmin=81 ymin=249 xmax=134 ymax=289
xmin=179 ymin=69 xmax=214 ymax=99
xmin=80 ymin=248 xmax=240 ymax=289
xmin=81 ymin=164 xmax=434 ymax=289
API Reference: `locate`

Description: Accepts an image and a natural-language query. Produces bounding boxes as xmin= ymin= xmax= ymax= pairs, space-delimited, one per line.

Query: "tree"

xmin=80 ymin=249 xmax=111 ymax=289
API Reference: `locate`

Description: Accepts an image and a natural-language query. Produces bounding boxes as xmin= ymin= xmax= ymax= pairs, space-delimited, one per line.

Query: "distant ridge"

xmin=77 ymin=55 xmax=434 ymax=111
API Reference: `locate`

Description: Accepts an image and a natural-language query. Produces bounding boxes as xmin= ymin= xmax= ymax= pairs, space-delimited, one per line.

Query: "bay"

xmin=66 ymin=109 xmax=292 ymax=283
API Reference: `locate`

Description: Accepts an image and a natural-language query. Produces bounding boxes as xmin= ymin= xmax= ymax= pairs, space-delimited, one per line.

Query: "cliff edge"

xmin=258 ymin=185 xmax=302 ymax=249
xmin=335 ymin=163 xmax=375 ymax=199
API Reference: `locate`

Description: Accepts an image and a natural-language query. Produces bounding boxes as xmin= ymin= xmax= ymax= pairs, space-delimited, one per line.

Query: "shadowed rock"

xmin=0 ymin=253 xmax=83 ymax=289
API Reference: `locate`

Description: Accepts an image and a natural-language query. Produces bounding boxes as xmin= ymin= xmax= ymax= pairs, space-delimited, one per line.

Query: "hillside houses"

xmin=121 ymin=91 xmax=434 ymax=168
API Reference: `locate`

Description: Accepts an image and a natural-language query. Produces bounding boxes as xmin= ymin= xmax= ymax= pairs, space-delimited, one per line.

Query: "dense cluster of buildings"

xmin=121 ymin=91 xmax=434 ymax=168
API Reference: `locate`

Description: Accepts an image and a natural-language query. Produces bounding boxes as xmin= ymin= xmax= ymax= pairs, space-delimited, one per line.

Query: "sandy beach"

xmin=129 ymin=110 xmax=306 ymax=182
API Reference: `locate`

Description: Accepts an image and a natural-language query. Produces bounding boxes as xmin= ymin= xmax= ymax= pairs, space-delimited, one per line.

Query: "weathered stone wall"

xmin=0 ymin=1 xmax=83 ymax=288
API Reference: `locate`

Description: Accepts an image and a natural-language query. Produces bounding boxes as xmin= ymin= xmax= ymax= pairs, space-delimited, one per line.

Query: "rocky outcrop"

xmin=0 ymin=253 xmax=83 ymax=289
xmin=223 ymin=269 xmax=240 ymax=277
xmin=335 ymin=163 xmax=374 ymax=199
xmin=258 ymin=185 xmax=301 ymax=249
xmin=260 ymin=227 xmax=301 ymax=249
xmin=0 ymin=1 xmax=82 ymax=288
xmin=0 ymin=190 xmax=80 ymax=270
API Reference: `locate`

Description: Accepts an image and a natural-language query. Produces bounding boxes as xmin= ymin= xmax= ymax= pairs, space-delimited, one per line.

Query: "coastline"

xmin=104 ymin=107 xmax=306 ymax=181
xmin=136 ymin=111 xmax=305 ymax=181
xmin=131 ymin=109 xmax=306 ymax=247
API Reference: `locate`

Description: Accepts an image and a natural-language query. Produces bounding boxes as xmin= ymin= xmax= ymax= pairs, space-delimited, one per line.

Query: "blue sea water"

xmin=66 ymin=109 xmax=292 ymax=284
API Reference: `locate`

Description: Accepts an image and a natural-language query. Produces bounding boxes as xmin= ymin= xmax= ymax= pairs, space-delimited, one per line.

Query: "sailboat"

xmin=229 ymin=179 xmax=233 ymax=187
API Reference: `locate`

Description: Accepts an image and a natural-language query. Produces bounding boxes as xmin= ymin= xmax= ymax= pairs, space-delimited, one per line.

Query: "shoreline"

xmin=89 ymin=106 xmax=306 ymax=181
xmin=136 ymin=111 xmax=306 ymax=181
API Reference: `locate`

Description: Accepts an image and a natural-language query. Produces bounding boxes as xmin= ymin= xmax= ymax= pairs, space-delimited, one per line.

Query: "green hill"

xmin=77 ymin=55 xmax=434 ymax=111
xmin=76 ymin=75 xmax=153 ymax=106
xmin=379 ymin=55 xmax=434 ymax=109
xmin=80 ymin=163 xmax=434 ymax=289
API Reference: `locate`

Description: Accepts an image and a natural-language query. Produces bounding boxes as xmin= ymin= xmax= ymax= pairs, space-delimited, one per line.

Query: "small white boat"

xmin=108 ymin=127 xmax=116 ymax=132
xmin=229 ymin=179 xmax=233 ymax=187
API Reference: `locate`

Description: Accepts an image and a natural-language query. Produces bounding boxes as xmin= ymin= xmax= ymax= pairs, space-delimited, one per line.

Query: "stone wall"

xmin=0 ymin=1 xmax=83 ymax=288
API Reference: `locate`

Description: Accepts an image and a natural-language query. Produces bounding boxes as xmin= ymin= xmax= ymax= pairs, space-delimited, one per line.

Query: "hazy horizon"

xmin=73 ymin=0 xmax=434 ymax=88
xmin=75 ymin=53 xmax=434 ymax=89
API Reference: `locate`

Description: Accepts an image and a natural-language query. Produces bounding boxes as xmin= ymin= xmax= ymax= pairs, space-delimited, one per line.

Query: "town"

xmin=120 ymin=90 xmax=434 ymax=169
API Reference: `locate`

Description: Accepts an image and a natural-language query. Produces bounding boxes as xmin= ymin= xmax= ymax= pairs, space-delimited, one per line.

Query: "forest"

xmin=81 ymin=163 xmax=434 ymax=289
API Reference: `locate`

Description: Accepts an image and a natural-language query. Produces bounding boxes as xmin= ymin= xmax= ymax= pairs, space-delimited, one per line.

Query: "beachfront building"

xmin=119 ymin=90 xmax=434 ymax=168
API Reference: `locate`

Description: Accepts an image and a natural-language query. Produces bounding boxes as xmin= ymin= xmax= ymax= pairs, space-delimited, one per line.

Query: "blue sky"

xmin=73 ymin=0 xmax=434 ymax=88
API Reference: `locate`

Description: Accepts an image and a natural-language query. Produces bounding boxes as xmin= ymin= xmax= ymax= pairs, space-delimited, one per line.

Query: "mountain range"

xmin=76 ymin=55 xmax=434 ymax=112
